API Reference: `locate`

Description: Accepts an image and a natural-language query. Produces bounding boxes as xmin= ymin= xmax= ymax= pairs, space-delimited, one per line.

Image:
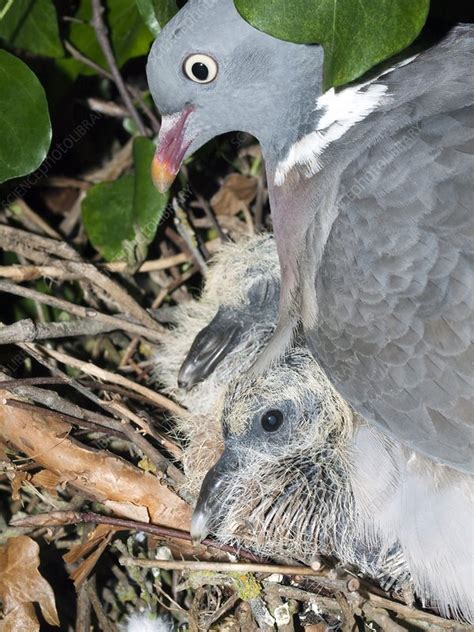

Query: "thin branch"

xmin=90 ymin=0 xmax=147 ymax=135
xmin=24 ymin=344 xmax=187 ymax=418
xmin=10 ymin=511 xmax=264 ymax=563
xmin=0 ymin=281 xmax=164 ymax=343
xmin=0 ymin=253 xmax=189 ymax=281
xmin=119 ymin=558 xmax=324 ymax=576
xmin=0 ymin=317 xmax=117 ymax=345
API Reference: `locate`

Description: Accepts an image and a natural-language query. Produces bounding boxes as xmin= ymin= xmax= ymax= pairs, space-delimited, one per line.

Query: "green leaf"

xmin=69 ymin=0 xmax=154 ymax=76
xmin=234 ymin=0 xmax=430 ymax=89
xmin=81 ymin=137 xmax=169 ymax=264
xmin=0 ymin=0 xmax=63 ymax=58
xmin=0 ymin=50 xmax=52 ymax=184
xmin=136 ymin=0 xmax=179 ymax=35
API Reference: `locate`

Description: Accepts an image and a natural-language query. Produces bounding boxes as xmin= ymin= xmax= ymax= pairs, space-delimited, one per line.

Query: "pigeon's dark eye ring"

xmin=183 ymin=54 xmax=218 ymax=84
xmin=261 ymin=409 xmax=284 ymax=432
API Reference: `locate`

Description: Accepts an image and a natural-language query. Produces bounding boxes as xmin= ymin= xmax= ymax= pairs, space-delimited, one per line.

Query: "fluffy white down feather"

xmin=124 ymin=613 xmax=173 ymax=632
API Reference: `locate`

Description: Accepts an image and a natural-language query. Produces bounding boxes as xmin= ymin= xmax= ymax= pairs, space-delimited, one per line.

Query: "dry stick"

xmin=86 ymin=577 xmax=120 ymax=632
xmin=0 ymin=254 xmax=189 ymax=281
xmin=8 ymin=344 xmax=183 ymax=480
xmin=11 ymin=198 xmax=62 ymax=240
xmin=87 ymin=97 xmax=129 ymax=119
xmin=10 ymin=511 xmax=263 ymax=563
xmin=64 ymin=41 xmax=113 ymax=80
xmin=0 ymin=224 xmax=163 ymax=330
xmin=4 ymin=398 xmax=128 ymax=443
xmin=65 ymin=42 xmax=159 ymax=132
xmin=35 ymin=345 xmax=186 ymax=418
xmin=0 ymin=223 xmax=80 ymax=262
xmin=62 ymin=261 xmax=164 ymax=331
xmin=120 ymin=558 xmax=323 ymax=576
xmin=0 ymin=281 xmax=164 ymax=343
xmin=0 ymin=317 xmax=118 ymax=345
xmin=90 ymin=0 xmax=147 ymax=136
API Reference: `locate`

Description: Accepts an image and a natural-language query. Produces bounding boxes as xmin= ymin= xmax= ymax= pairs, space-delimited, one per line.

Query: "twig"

xmin=119 ymin=559 xmax=321 ymax=576
xmin=9 ymin=198 xmax=62 ymax=239
xmin=0 ymin=0 xmax=14 ymax=20
xmin=64 ymin=41 xmax=113 ymax=80
xmin=363 ymin=603 xmax=406 ymax=632
xmin=0 ymin=254 xmax=189 ymax=282
xmin=0 ymin=224 xmax=164 ymax=330
xmin=0 ymin=223 xmax=80 ymax=262
xmin=87 ymin=577 xmax=120 ymax=632
xmin=90 ymin=0 xmax=147 ymax=135
xmin=75 ymin=583 xmax=92 ymax=632
xmin=0 ymin=317 xmax=117 ymax=344
xmin=31 ymin=345 xmax=186 ymax=417
xmin=0 ymin=281 xmax=164 ymax=343
xmin=10 ymin=511 xmax=264 ymax=563
xmin=65 ymin=42 xmax=160 ymax=132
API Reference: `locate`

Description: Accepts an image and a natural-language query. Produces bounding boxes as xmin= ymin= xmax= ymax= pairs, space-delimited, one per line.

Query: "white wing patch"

xmin=274 ymin=82 xmax=388 ymax=186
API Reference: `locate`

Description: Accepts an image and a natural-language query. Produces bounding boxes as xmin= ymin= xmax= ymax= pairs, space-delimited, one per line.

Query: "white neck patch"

xmin=274 ymin=81 xmax=388 ymax=186
xmin=274 ymin=54 xmax=420 ymax=187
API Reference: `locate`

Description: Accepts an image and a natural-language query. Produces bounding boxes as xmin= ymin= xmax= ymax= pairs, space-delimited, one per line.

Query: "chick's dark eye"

xmin=261 ymin=409 xmax=284 ymax=432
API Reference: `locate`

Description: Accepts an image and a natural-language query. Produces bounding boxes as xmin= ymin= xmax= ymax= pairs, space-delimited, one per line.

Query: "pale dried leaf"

xmin=65 ymin=525 xmax=117 ymax=589
xmin=10 ymin=471 xmax=28 ymax=501
xmin=211 ymin=174 xmax=258 ymax=216
xmin=30 ymin=469 xmax=64 ymax=491
xmin=0 ymin=603 xmax=38 ymax=632
xmin=0 ymin=396 xmax=191 ymax=529
xmin=0 ymin=536 xmax=59 ymax=627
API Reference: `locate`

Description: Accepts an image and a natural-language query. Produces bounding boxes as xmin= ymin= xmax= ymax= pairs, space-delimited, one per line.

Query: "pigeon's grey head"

xmin=146 ymin=0 xmax=324 ymax=191
xmin=190 ymin=346 xmax=353 ymax=557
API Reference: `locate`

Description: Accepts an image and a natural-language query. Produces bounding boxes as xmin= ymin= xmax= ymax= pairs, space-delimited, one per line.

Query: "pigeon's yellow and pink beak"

xmin=151 ymin=107 xmax=194 ymax=194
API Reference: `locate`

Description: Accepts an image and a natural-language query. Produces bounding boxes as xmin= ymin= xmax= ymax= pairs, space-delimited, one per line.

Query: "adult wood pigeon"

xmin=146 ymin=1 xmax=473 ymax=473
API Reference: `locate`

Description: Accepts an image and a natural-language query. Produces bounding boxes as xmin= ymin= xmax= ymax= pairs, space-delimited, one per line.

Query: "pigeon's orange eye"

xmin=183 ymin=54 xmax=218 ymax=84
xmin=261 ymin=409 xmax=284 ymax=432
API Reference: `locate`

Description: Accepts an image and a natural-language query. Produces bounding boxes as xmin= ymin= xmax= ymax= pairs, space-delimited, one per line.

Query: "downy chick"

xmin=191 ymin=346 xmax=474 ymax=622
xmin=154 ymin=234 xmax=279 ymax=498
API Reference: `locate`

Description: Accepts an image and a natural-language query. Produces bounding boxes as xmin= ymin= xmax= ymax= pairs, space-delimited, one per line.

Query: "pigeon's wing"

xmin=311 ymin=33 xmax=474 ymax=472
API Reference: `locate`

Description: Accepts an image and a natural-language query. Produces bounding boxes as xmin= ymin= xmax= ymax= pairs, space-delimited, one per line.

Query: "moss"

xmin=231 ymin=572 xmax=261 ymax=601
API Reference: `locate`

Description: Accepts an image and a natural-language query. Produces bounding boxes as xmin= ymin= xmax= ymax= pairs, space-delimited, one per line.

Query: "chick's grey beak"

xmin=151 ymin=107 xmax=194 ymax=193
xmin=178 ymin=307 xmax=245 ymax=389
xmin=191 ymin=449 xmax=237 ymax=545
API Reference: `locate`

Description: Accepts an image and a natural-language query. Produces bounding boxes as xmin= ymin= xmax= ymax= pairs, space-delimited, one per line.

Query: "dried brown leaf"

xmin=65 ymin=525 xmax=117 ymax=589
xmin=0 ymin=603 xmax=38 ymax=632
xmin=0 ymin=396 xmax=191 ymax=529
xmin=0 ymin=536 xmax=59 ymax=627
xmin=10 ymin=471 xmax=28 ymax=501
xmin=211 ymin=174 xmax=258 ymax=216
xmin=30 ymin=469 xmax=64 ymax=491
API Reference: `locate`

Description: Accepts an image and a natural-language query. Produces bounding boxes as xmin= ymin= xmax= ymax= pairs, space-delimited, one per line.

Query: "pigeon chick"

xmin=153 ymin=234 xmax=279 ymax=497
xmin=154 ymin=233 xmax=279 ymax=406
xmin=191 ymin=345 xmax=474 ymax=622
xmin=147 ymin=1 xmax=473 ymax=473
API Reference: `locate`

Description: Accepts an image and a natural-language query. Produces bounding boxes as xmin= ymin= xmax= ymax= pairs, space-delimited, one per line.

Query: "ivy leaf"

xmin=234 ymin=0 xmax=430 ymax=89
xmin=0 ymin=50 xmax=52 ymax=184
xmin=81 ymin=137 xmax=169 ymax=265
xmin=0 ymin=0 xmax=63 ymax=58
xmin=69 ymin=0 xmax=154 ymax=76
xmin=136 ymin=0 xmax=179 ymax=36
